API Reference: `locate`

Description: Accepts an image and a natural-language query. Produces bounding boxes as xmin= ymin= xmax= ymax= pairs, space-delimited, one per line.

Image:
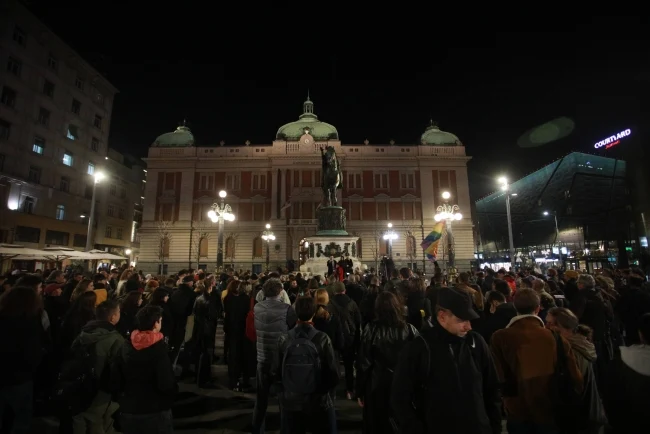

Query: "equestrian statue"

xmin=320 ymin=146 xmax=342 ymax=207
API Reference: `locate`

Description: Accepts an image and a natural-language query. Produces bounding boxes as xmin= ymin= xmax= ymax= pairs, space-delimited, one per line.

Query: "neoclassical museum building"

xmin=137 ymin=97 xmax=475 ymax=275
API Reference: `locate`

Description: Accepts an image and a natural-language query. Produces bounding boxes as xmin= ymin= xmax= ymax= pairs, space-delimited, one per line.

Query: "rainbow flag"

xmin=421 ymin=221 xmax=445 ymax=262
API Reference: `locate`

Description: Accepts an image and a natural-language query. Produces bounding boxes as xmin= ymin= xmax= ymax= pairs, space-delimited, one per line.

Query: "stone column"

xmin=271 ymin=168 xmax=278 ymax=219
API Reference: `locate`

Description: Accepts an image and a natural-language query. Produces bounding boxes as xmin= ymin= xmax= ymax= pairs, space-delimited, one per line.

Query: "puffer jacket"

xmin=254 ymin=296 xmax=297 ymax=366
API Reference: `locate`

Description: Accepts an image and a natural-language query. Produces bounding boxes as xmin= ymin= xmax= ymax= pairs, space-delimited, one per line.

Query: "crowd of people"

xmin=0 ymin=262 xmax=648 ymax=434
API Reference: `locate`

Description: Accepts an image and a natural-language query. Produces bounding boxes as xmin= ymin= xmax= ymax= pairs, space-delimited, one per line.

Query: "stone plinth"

xmin=317 ymin=206 xmax=347 ymax=236
xmin=299 ymin=235 xmax=362 ymax=277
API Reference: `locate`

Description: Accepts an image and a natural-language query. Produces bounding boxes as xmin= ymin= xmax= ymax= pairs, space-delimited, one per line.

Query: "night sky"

xmin=25 ymin=4 xmax=648 ymax=199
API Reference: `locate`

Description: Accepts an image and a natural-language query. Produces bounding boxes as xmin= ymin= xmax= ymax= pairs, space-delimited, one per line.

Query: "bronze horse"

xmin=320 ymin=146 xmax=342 ymax=207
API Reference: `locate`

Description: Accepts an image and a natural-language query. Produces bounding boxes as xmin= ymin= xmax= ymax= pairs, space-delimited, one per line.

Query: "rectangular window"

xmin=107 ymin=204 xmax=115 ymax=217
xmin=47 ymin=54 xmax=57 ymax=71
xmin=13 ymin=26 xmax=25 ymax=46
xmin=109 ymin=184 xmax=117 ymax=196
xmin=118 ymin=208 xmax=125 ymax=220
xmin=43 ymin=80 xmax=55 ymax=98
xmin=374 ymin=173 xmax=389 ymax=189
xmin=28 ymin=166 xmax=41 ymax=183
xmin=32 ymin=137 xmax=45 ymax=154
xmin=199 ymin=174 xmax=213 ymax=190
xmin=104 ymin=226 xmax=112 ymax=238
xmin=67 ymin=124 xmax=79 ymax=140
xmin=23 ymin=196 xmax=35 ymax=214
xmin=6 ymin=57 xmax=21 ymax=76
xmin=75 ymin=77 xmax=84 ymax=90
xmin=56 ymin=205 xmax=65 ymax=220
xmin=226 ymin=174 xmax=240 ymax=191
xmin=93 ymin=114 xmax=102 ymax=129
xmin=38 ymin=107 xmax=50 ymax=126
xmin=120 ymin=187 xmax=126 ymax=199
xmin=91 ymin=137 xmax=100 ymax=152
xmin=87 ymin=162 xmax=95 ymax=175
xmin=62 ymin=152 xmax=73 ymax=166
xmin=45 ymin=230 xmax=69 ymax=246
xmin=347 ymin=172 xmax=362 ymax=189
xmin=400 ymin=173 xmax=415 ymax=189
xmin=0 ymin=119 xmax=11 ymax=140
xmin=252 ymin=174 xmax=267 ymax=190
xmin=71 ymin=99 xmax=81 ymax=114
xmin=1 ymin=86 xmax=16 ymax=108
xmin=60 ymin=176 xmax=70 ymax=192
xmin=116 ymin=228 xmax=123 ymax=240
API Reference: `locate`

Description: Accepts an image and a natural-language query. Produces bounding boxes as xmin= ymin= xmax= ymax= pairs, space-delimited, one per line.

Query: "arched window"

xmin=379 ymin=239 xmax=388 ymax=256
xmin=356 ymin=238 xmax=363 ymax=258
xmin=199 ymin=237 xmax=208 ymax=257
xmin=225 ymin=236 xmax=236 ymax=258
xmin=252 ymin=237 xmax=263 ymax=258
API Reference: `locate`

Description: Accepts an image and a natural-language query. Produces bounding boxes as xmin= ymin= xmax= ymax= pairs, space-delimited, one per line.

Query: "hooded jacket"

xmin=111 ymin=330 xmax=177 ymax=414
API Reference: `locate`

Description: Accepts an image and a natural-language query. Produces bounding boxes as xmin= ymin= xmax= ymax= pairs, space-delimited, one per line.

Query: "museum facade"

xmin=137 ymin=97 xmax=474 ymax=275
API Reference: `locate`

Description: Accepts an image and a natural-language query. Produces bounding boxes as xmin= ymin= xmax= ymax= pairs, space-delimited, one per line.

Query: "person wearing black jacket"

xmin=331 ymin=282 xmax=362 ymax=399
xmin=274 ymin=296 xmax=340 ymax=433
xmin=111 ymin=305 xmax=177 ymax=434
xmin=168 ymin=275 xmax=197 ymax=361
xmin=391 ymin=287 xmax=502 ymax=434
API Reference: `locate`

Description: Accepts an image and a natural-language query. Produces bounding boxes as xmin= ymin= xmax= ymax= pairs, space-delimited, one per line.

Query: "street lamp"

xmin=498 ymin=177 xmax=516 ymax=270
xmin=434 ymin=191 xmax=462 ymax=270
xmin=208 ymin=190 xmax=235 ymax=271
xmin=261 ymin=223 xmax=276 ymax=272
xmin=85 ymin=171 xmax=105 ymax=251
xmin=543 ymin=211 xmax=560 ymax=244
xmin=383 ymin=222 xmax=398 ymax=258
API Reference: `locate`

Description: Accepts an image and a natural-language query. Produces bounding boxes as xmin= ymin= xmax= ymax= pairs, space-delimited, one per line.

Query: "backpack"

xmin=281 ymin=326 xmax=321 ymax=404
xmin=52 ymin=342 xmax=98 ymax=416
xmin=245 ymin=296 xmax=256 ymax=342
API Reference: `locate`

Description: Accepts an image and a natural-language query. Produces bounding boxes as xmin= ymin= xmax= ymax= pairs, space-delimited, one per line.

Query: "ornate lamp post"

xmin=434 ymin=191 xmax=463 ymax=270
xmin=207 ymin=190 xmax=235 ymax=272
xmin=85 ymin=171 xmax=105 ymax=251
xmin=383 ymin=222 xmax=398 ymax=258
xmin=261 ymin=223 xmax=275 ymax=272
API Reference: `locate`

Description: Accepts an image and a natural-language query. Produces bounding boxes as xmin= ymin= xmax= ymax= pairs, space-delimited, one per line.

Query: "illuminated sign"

xmin=594 ymin=128 xmax=631 ymax=149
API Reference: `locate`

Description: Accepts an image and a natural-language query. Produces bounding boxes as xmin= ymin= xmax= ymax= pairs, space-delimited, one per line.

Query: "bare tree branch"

xmin=190 ymin=221 xmax=211 ymax=269
xmin=155 ymin=221 xmax=173 ymax=275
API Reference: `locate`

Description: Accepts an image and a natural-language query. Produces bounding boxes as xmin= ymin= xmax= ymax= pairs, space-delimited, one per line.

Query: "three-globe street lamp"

xmin=498 ymin=177 xmax=516 ymax=270
xmin=434 ymin=191 xmax=463 ymax=270
xmin=85 ymin=171 xmax=105 ymax=251
xmin=207 ymin=190 xmax=235 ymax=271
xmin=261 ymin=223 xmax=276 ymax=272
xmin=383 ymin=222 xmax=398 ymax=258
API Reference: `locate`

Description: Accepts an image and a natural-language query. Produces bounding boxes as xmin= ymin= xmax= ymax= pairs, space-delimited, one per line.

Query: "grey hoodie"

xmin=620 ymin=344 xmax=650 ymax=377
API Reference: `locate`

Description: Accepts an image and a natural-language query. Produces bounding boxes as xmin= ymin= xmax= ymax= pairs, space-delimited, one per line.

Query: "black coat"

xmin=111 ymin=338 xmax=177 ymax=414
xmin=391 ymin=324 xmax=502 ymax=434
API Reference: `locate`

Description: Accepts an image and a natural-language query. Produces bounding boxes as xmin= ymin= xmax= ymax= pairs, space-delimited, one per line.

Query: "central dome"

xmin=420 ymin=122 xmax=462 ymax=146
xmin=276 ymin=96 xmax=339 ymax=141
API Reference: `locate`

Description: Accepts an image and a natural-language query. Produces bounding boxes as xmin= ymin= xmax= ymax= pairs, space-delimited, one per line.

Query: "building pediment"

xmin=401 ymin=193 xmax=418 ymax=201
xmin=347 ymin=194 xmax=364 ymax=201
xmin=375 ymin=193 xmax=390 ymax=201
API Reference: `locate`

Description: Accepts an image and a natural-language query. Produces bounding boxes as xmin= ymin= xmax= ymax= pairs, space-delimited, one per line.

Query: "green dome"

xmin=276 ymin=97 xmax=339 ymax=141
xmin=420 ymin=122 xmax=462 ymax=146
xmin=152 ymin=125 xmax=194 ymax=147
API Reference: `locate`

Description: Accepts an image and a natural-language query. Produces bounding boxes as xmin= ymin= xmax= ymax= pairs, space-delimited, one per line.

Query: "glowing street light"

xmin=262 ymin=223 xmax=276 ymax=271
xmin=498 ymin=177 xmax=515 ymax=270
xmin=434 ymin=191 xmax=462 ymax=269
xmin=85 ymin=171 xmax=105 ymax=251
xmin=208 ymin=190 xmax=235 ymax=270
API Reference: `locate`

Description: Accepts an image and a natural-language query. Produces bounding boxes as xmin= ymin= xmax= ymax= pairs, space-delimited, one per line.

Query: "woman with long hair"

xmin=313 ymin=289 xmax=344 ymax=353
xmin=70 ymin=279 xmax=94 ymax=302
xmin=116 ymin=291 xmax=143 ymax=338
xmin=356 ymin=291 xmax=419 ymax=434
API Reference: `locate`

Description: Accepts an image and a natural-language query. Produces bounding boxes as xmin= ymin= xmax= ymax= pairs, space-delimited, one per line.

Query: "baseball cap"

xmin=438 ymin=287 xmax=479 ymax=321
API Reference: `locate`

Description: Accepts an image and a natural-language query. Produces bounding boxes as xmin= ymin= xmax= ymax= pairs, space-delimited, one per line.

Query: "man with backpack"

xmin=66 ymin=300 xmax=124 ymax=434
xmin=391 ymin=287 xmax=502 ymax=434
xmin=275 ymin=296 xmax=340 ymax=434
xmin=252 ymin=277 xmax=297 ymax=434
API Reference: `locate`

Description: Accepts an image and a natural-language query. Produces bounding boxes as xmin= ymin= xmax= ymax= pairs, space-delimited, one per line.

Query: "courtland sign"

xmin=594 ymin=128 xmax=631 ymax=149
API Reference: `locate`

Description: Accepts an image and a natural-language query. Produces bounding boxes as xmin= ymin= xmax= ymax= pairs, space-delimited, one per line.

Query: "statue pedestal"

xmin=299 ymin=235 xmax=362 ymax=277
xmin=316 ymin=206 xmax=348 ymax=236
